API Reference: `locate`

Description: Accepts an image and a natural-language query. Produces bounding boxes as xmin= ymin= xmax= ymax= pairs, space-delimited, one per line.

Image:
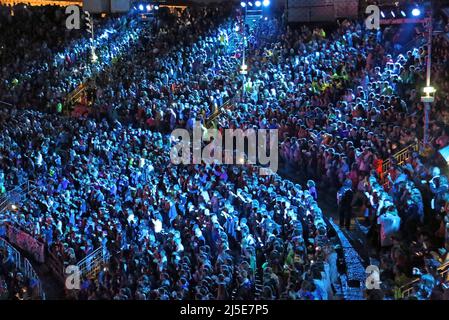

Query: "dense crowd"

xmin=0 ymin=5 xmax=340 ymax=300
xmin=1 ymin=3 xmax=449 ymax=300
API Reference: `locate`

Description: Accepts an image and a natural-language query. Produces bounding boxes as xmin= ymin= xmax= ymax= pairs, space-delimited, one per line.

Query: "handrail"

xmin=399 ymin=260 xmax=449 ymax=299
xmin=382 ymin=142 xmax=420 ymax=172
xmin=205 ymin=99 xmax=231 ymax=128
xmin=0 ymin=101 xmax=14 ymax=108
xmin=0 ymin=237 xmax=45 ymax=299
xmin=76 ymin=244 xmax=110 ymax=281
xmin=64 ymin=82 xmax=88 ymax=108
xmin=380 ymin=142 xmax=420 ymax=188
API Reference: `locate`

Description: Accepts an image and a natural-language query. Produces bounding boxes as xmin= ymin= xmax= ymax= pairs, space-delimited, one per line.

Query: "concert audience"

xmin=0 ymin=3 xmax=449 ymax=300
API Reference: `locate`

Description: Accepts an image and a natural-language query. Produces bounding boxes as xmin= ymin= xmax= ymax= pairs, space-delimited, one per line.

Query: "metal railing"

xmin=380 ymin=142 xmax=420 ymax=188
xmin=64 ymin=82 xmax=88 ymax=109
xmin=0 ymin=237 xmax=45 ymax=299
xmin=0 ymin=180 xmax=36 ymax=214
xmin=205 ymin=90 xmax=242 ymax=128
xmin=399 ymin=261 xmax=449 ymax=299
xmin=76 ymin=245 xmax=110 ymax=281
xmin=205 ymin=99 xmax=231 ymax=128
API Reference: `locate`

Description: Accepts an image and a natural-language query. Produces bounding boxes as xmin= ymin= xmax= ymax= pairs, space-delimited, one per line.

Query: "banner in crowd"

xmin=6 ymin=224 xmax=45 ymax=263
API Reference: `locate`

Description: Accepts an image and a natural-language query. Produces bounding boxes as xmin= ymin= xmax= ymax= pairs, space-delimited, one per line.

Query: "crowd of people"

xmin=0 ymin=4 xmax=341 ymax=300
xmin=1 ymin=2 xmax=449 ymax=300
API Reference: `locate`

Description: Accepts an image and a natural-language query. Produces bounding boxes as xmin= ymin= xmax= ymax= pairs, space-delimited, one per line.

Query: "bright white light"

xmin=391 ymin=11 xmax=395 ymax=18
xmin=91 ymin=49 xmax=98 ymax=63
xmin=11 ymin=204 xmax=18 ymax=210
xmin=381 ymin=11 xmax=385 ymax=18
xmin=138 ymin=4 xmax=144 ymax=11
xmin=154 ymin=5 xmax=159 ymax=10
xmin=146 ymin=4 xmax=151 ymax=11
xmin=423 ymin=86 xmax=436 ymax=94
xmin=153 ymin=219 xmax=162 ymax=233
xmin=401 ymin=10 xmax=406 ymax=17
xmin=240 ymin=1 xmax=246 ymax=7
xmin=412 ymin=8 xmax=421 ymax=17
xmin=263 ymin=0 xmax=270 ymax=6
xmin=255 ymin=0 xmax=261 ymax=7
xmin=248 ymin=1 xmax=253 ymax=6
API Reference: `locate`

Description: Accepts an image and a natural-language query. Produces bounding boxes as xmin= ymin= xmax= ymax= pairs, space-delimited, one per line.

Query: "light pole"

xmin=240 ymin=2 xmax=248 ymax=101
xmin=85 ymin=12 xmax=97 ymax=63
xmin=421 ymin=7 xmax=435 ymax=151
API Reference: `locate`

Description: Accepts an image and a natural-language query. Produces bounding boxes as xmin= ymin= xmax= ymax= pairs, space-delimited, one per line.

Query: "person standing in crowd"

xmin=338 ymin=179 xmax=354 ymax=229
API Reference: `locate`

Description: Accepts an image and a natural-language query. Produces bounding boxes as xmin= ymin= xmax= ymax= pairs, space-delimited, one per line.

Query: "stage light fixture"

xmin=391 ymin=11 xmax=395 ymax=18
xmin=401 ymin=10 xmax=406 ymax=17
xmin=248 ymin=2 xmax=253 ymax=7
xmin=154 ymin=5 xmax=159 ymax=10
xmin=263 ymin=0 xmax=270 ymax=7
xmin=240 ymin=1 xmax=246 ymax=7
xmin=138 ymin=4 xmax=144 ymax=11
xmin=146 ymin=4 xmax=151 ymax=11
xmin=255 ymin=0 xmax=262 ymax=7
xmin=381 ymin=11 xmax=385 ymax=18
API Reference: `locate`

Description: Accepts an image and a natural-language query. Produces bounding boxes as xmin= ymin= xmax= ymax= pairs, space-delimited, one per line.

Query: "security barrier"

xmin=0 ymin=237 xmax=45 ymax=299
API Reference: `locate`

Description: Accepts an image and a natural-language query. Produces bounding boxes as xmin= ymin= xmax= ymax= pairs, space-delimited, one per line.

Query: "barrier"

xmin=399 ymin=261 xmax=449 ymax=299
xmin=0 ymin=180 xmax=37 ymax=211
xmin=76 ymin=245 xmax=110 ymax=280
xmin=64 ymin=82 xmax=89 ymax=109
xmin=5 ymin=224 xmax=45 ymax=263
xmin=380 ymin=142 xmax=420 ymax=188
xmin=205 ymin=99 xmax=231 ymax=128
xmin=0 ymin=237 xmax=45 ymax=299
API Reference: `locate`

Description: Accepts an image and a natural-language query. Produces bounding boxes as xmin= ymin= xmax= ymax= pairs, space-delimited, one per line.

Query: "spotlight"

xmin=154 ymin=5 xmax=159 ymax=10
xmin=391 ymin=11 xmax=395 ymax=18
xmin=146 ymin=4 xmax=151 ymax=11
xmin=248 ymin=2 xmax=253 ymax=6
xmin=401 ymin=10 xmax=406 ymax=17
xmin=240 ymin=1 xmax=246 ymax=7
xmin=255 ymin=0 xmax=261 ymax=7
xmin=412 ymin=8 xmax=421 ymax=17
xmin=381 ymin=11 xmax=385 ymax=18
xmin=138 ymin=4 xmax=144 ymax=11
xmin=263 ymin=0 xmax=270 ymax=7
